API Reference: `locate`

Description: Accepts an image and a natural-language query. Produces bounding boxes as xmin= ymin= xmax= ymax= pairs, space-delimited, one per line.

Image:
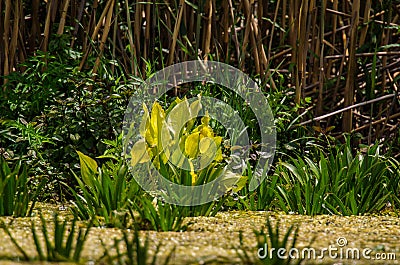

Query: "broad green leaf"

xmin=219 ymin=170 xmax=241 ymax=191
xmin=130 ymin=139 xmax=150 ymax=167
xmin=232 ymin=175 xmax=248 ymax=192
xmin=165 ymin=96 xmax=184 ymax=114
xmin=185 ymin=132 xmax=200 ymax=158
xmin=76 ymin=151 xmax=98 ymax=187
xmin=199 ymin=137 xmax=217 ymax=168
xmin=170 ymin=148 xmax=186 ymax=167
xmin=145 ymin=128 xmax=157 ymax=147
xmin=160 ymin=149 xmax=170 ymax=164
xmin=150 ymin=102 xmax=164 ymax=138
xmin=199 ymin=137 xmax=216 ymax=154
xmin=167 ymin=98 xmax=190 ymax=137
xmin=139 ymin=103 xmax=150 ymax=137
xmin=160 ymin=120 xmax=172 ymax=147
xmin=199 ymin=154 xmax=214 ymax=169
xmin=190 ymin=96 xmax=202 ymax=115
xmin=145 ymin=101 xmax=164 ymax=147
xmin=187 ymin=97 xmax=202 ymax=131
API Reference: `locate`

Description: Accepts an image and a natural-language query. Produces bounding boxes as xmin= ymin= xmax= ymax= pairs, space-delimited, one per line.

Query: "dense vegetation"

xmin=0 ymin=0 xmax=399 ymax=263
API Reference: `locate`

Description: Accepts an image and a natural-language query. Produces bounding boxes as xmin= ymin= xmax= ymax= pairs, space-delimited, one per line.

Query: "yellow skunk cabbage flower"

xmin=132 ymin=101 xmax=171 ymax=169
xmin=130 ymin=97 xmax=225 ymax=186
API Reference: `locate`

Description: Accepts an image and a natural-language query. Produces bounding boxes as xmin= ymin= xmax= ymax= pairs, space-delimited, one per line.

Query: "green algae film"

xmin=0 ymin=204 xmax=399 ymax=264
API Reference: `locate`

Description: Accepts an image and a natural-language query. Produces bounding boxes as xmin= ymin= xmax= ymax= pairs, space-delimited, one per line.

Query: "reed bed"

xmin=1 ymin=0 xmax=399 ymax=143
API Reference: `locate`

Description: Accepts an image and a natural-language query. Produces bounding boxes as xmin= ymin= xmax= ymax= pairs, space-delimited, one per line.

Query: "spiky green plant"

xmin=274 ymin=138 xmax=400 ymax=215
xmin=237 ymin=216 xmax=306 ymax=265
xmin=128 ymin=197 xmax=188 ymax=232
xmin=0 ymin=157 xmax=46 ymax=217
xmin=101 ymin=226 xmax=175 ymax=265
xmin=69 ymin=151 xmax=140 ymax=227
xmin=1 ymin=213 xmax=92 ymax=262
xmin=32 ymin=213 xmax=92 ymax=262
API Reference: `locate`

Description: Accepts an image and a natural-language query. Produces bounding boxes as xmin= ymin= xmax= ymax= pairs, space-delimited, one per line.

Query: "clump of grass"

xmin=237 ymin=216 xmax=307 ymax=265
xmin=0 ymin=213 xmax=92 ymax=262
xmin=32 ymin=213 xmax=92 ymax=262
xmin=128 ymin=190 xmax=229 ymax=232
xmin=274 ymin=138 xmax=400 ymax=215
xmin=236 ymin=161 xmax=279 ymax=211
xmin=69 ymin=151 xmax=140 ymax=227
xmin=0 ymin=156 xmax=46 ymax=217
xmin=100 ymin=226 xmax=175 ymax=265
xmin=128 ymin=197 xmax=188 ymax=232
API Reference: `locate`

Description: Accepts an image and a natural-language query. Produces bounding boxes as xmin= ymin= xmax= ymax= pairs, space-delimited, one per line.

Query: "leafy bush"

xmin=129 ymin=96 xmax=226 ymax=186
xmin=127 ymin=96 xmax=246 ymax=214
xmin=125 ymin=96 xmax=248 ymax=204
xmin=0 ymin=48 xmax=135 ymax=200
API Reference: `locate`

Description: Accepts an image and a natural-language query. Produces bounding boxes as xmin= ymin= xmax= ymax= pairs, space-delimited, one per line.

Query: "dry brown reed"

xmin=0 ymin=0 xmax=399 ymax=142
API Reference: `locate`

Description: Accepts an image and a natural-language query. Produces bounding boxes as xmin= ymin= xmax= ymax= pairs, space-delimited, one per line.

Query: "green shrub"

xmin=0 ymin=49 xmax=135 ymax=200
xmin=129 ymin=97 xmax=227 ymax=186
xmin=126 ymin=96 xmax=244 ymax=218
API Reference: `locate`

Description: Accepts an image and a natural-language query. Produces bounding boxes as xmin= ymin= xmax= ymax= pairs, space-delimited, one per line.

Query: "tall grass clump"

xmin=0 ymin=157 xmax=46 ymax=217
xmin=69 ymin=150 xmax=140 ymax=227
xmin=275 ymin=138 xmax=400 ymax=215
xmin=101 ymin=227 xmax=175 ymax=265
xmin=0 ymin=213 xmax=92 ymax=262
xmin=129 ymin=194 xmax=195 ymax=232
xmin=237 ymin=216 xmax=307 ymax=265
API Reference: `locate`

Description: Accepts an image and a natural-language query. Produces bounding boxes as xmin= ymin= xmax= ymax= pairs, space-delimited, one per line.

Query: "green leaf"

xmin=130 ymin=139 xmax=150 ymax=167
xmin=185 ymin=132 xmax=200 ymax=158
xmin=139 ymin=103 xmax=150 ymax=137
xmin=219 ymin=170 xmax=241 ymax=191
xmin=232 ymin=175 xmax=248 ymax=193
xmin=76 ymin=151 xmax=98 ymax=187
xmin=167 ymin=98 xmax=191 ymax=137
xmin=199 ymin=137 xmax=216 ymax=154
xmin=170 ymin=148 xmax=186 ymax=167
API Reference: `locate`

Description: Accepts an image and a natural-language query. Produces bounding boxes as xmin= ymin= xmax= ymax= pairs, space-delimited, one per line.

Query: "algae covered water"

xmin=0 ymin=203 xmax=399 ymax=264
